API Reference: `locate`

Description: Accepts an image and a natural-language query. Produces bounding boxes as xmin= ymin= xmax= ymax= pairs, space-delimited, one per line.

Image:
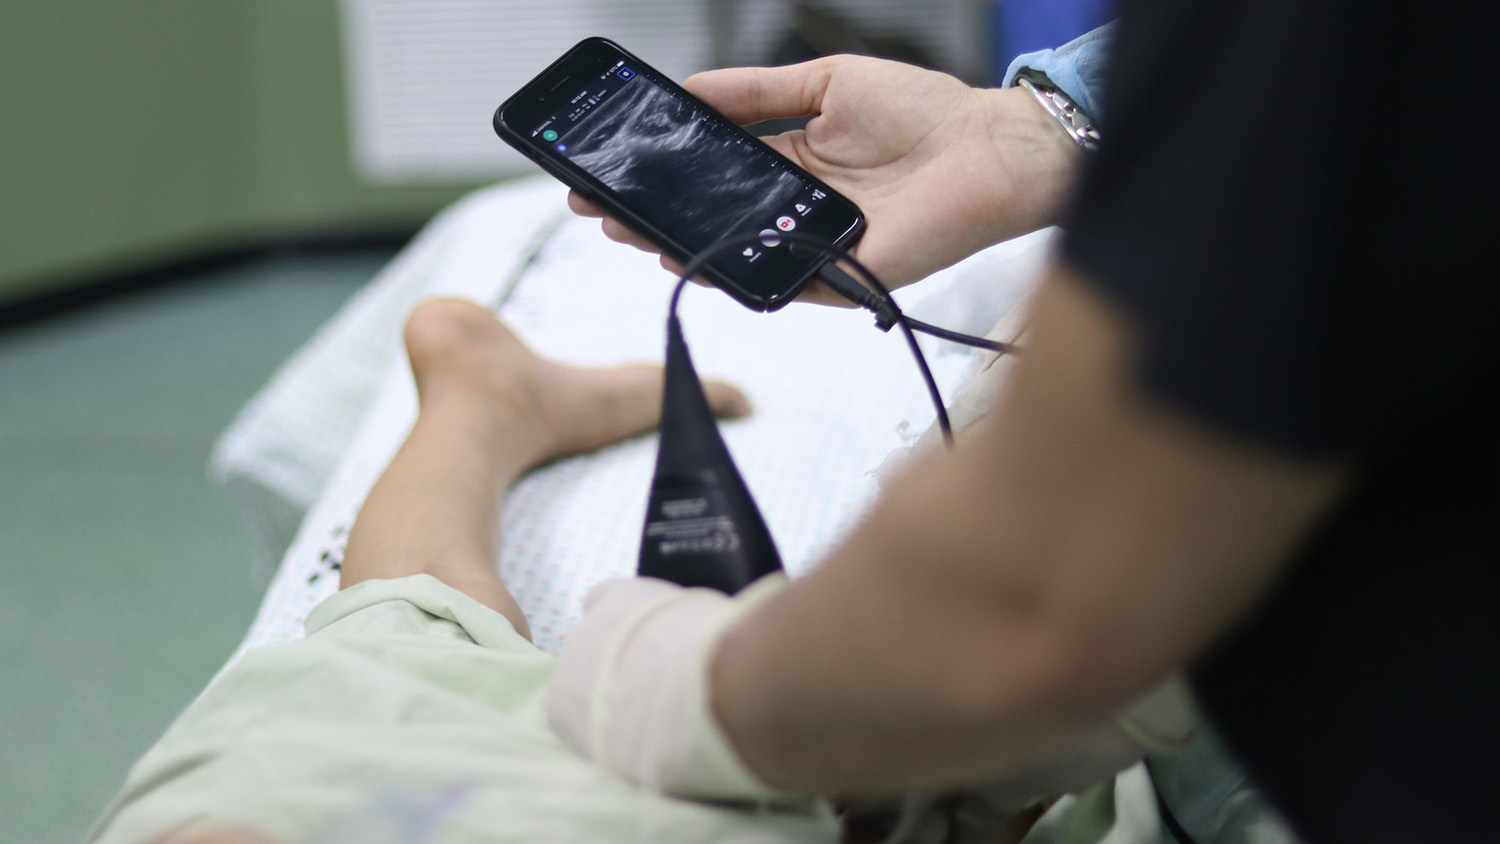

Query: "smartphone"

xmin=493 ymin=37 xmax=865 ymax=312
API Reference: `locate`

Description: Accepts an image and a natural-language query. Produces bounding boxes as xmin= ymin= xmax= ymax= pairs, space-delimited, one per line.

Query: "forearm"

xmin=706 ymin=278 xmax=1128 ymax=793
xmin=707 ymin=271 xmax=1345 ymax=795
xmin=710 ymin=456 xmax=1112 ymax=794
xmin=705 ymin=482 xmax=1104 ymax=791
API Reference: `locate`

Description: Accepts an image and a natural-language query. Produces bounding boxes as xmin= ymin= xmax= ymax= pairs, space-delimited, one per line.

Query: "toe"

xmin=702 ymin=379 xmax=752 ymax=419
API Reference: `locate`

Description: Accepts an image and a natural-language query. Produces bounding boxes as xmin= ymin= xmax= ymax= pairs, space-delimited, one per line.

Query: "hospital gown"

xmin=86 ymin=575 xmax=837 ymax=844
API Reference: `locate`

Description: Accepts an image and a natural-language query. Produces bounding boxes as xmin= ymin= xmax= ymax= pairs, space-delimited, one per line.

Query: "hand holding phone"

xmin=638 ymin=55 xmax=1083 ymax=292
xmin=494 ymin=38 xmax=865 ymax=312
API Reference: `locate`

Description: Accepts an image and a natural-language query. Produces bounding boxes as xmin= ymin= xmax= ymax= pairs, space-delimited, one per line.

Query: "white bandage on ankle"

xmin=546 ymin=573 xmax=798 ymax=802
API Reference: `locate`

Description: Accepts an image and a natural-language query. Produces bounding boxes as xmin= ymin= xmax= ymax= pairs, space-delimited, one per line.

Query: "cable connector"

xmin=817 ymin=260 xmax=900 ymax=331
xmin=679 ymin=232 xmax=958 ymax=446
xmin=816 ymin=260 xmax=1014 ymax=354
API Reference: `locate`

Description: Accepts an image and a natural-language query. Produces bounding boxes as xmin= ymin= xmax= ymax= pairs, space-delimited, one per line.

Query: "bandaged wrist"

xmin=547 ymin=573 xmax=799 ymax=802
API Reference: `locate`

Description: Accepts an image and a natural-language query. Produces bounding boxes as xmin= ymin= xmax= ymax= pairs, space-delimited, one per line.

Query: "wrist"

xmin=978 ymin=86 xmax=1084 ymax=237
xmin=1013 ymin=74 xmax=1100 ymax=154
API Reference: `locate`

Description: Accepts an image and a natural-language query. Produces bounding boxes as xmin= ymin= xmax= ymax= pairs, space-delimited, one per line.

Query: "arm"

xmin=710 ymin=264 xmax=1347 ymax=791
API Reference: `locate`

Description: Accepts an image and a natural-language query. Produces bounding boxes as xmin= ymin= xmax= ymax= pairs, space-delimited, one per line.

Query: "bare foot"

xmin=403 ymin=299 xmax=751 ymax=469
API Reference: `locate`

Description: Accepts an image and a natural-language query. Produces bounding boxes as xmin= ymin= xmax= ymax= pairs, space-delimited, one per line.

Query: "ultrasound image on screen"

xmin=564 ymin=78 xmax=803 ymax=251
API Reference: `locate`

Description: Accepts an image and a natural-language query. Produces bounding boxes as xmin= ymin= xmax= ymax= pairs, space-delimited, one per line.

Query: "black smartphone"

xmin=493 ymin=37 xmax=865 ymax=312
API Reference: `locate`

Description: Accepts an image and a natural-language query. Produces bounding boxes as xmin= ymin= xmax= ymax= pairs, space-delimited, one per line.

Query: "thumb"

xmin=684 ymin=57 xmax=846 ymax=126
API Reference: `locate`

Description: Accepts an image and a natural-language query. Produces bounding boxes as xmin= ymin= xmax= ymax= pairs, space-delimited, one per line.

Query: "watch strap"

xmin=1014 ymin=72 xmax=1101 ymax=153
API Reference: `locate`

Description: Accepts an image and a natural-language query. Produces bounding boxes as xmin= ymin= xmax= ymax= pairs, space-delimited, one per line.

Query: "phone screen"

xmin=496 ymin=38 xmax=865 ymax=310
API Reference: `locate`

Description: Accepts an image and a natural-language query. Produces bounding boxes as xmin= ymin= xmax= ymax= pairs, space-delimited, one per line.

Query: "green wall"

xmin=0 ymin=1 xmax=479 ymax=305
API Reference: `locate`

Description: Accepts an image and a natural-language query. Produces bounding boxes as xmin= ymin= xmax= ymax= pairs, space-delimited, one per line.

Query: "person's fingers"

xmin=701 ymin=378 xmax=753 ymax=419
xmin=568 ymin=190 xmax=606 ymax=217
xmin=684 ymin=57 xmax=847 ymax=125
xmin=753 ymin=131 xmax=817 ymax=173
xmin=658 ymin=254 xmax=688 ymax=277
xmin=600 ymin=217 xmax=658 ymax=252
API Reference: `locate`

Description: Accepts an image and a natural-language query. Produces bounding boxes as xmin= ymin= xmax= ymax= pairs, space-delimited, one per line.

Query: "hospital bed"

xmin=206 ymin=176 xmax=1288 ymax=844
xmin=209 ymin=175 xmax=1041 ymax=656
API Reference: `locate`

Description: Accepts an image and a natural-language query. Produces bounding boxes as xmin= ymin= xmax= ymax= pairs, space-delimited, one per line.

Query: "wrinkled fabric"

xmin=1002 ymin=23 xmax=1115 ymax=120
xmin=87 ymin=575 xmax=835 ymax=844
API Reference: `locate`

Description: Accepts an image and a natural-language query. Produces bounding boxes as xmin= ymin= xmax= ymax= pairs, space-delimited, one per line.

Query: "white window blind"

xmin=341 ymin=0 xmax=984 ymax=183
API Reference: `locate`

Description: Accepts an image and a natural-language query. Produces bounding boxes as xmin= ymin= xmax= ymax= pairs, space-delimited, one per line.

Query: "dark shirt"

xmin=1061 ymin=0 xmax=1500 ymax=841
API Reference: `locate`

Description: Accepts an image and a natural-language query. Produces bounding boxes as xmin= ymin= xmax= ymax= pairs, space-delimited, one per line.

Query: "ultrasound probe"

xmin=637 ymin=231 xmax=1012 ymax=595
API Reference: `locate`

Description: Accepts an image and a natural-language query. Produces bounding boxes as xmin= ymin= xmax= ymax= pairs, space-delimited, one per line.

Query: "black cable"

xmin=674 ymin=231 xmax=957 ymax=445
xmin=813 ymin=253 xmax=956 ymax=447
xmin=900 ymin=316 xmax=1016 ymax=354
xmin=814 ymin=261 xmax=1018 ymax=354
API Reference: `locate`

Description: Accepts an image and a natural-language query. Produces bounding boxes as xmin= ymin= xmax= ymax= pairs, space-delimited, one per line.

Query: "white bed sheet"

xmin=214 ymin=177 xmax=1053 ymax=658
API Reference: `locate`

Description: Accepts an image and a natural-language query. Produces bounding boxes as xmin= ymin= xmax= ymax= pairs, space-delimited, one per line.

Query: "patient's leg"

xmin=340 ymin=298 xmax=749 ymax=638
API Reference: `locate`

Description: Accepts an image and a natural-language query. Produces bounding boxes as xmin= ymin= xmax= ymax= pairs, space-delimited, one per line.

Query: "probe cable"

xmin=813 ymin=260 xmax=1016 ymax=355
xmin=675 ymin=231 xmax=1013 ymax=446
